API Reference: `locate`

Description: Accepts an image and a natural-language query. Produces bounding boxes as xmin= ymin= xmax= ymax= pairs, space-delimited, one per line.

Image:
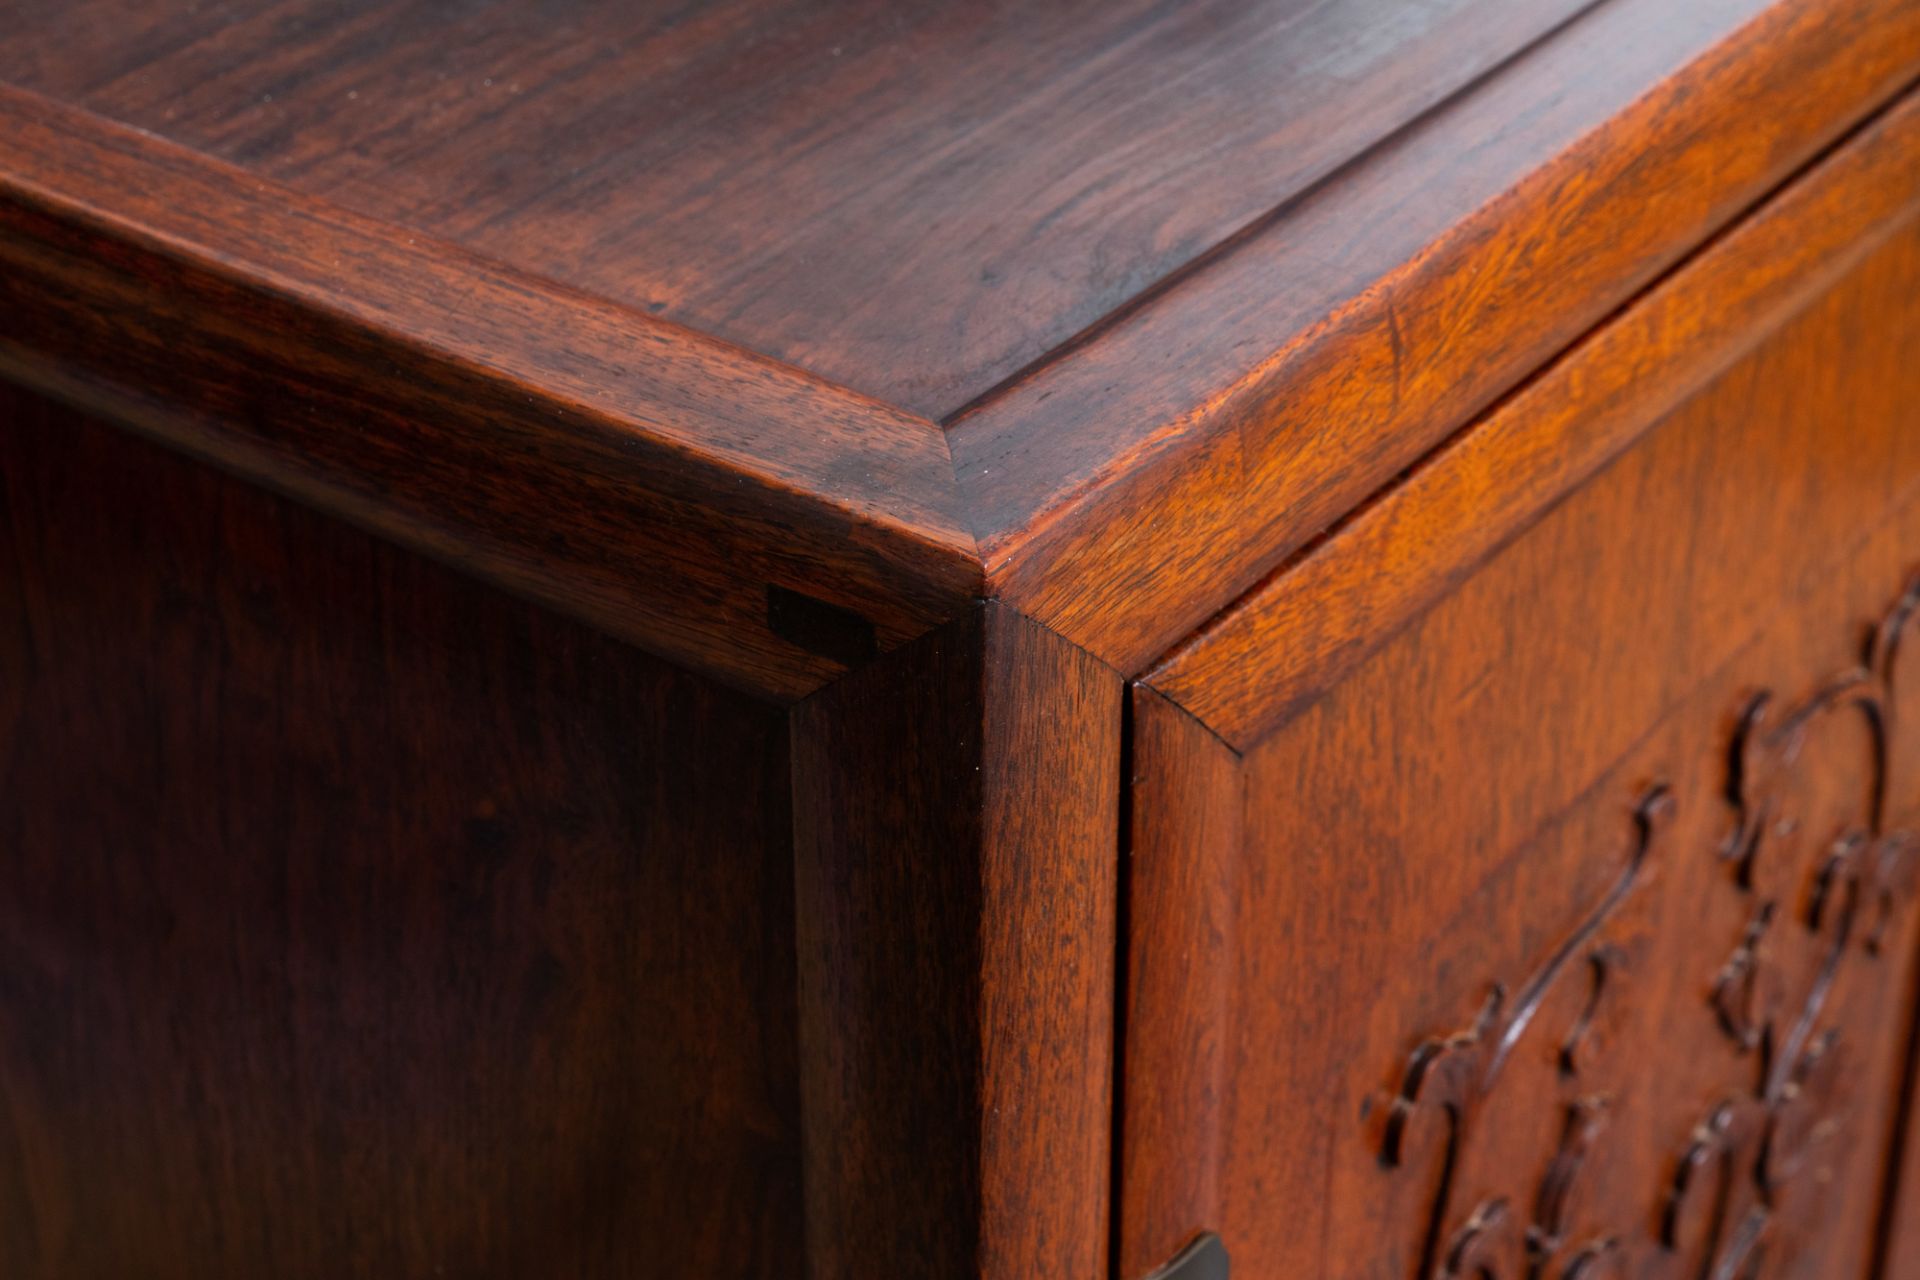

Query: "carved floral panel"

xmin=1371 ymin=574 xmax=1920 ymax=1279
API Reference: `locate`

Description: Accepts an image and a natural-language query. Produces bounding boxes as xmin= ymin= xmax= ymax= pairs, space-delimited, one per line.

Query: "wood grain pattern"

xmin=0 ymin=84 xmax=976 ymax=704
xmin=0 ymin=381 xmax=805 ymax=1279
xmin=1119 ymin=690 xmax=1243 ymax=1280
xmin=1118 ymin=216 xmax=1920 ymax=1279
xmin=0 ymin=0 xmax=1593 ymax=418
xmin=959 ymin=0 xmax=1920 ymax=676
xmin=2 ymin=0 xmax=1912 ymax=700
xmin=1148 ymin=84 xmax=1920 ymax=750
xmin=791 ymin=601 xmax=1121 ymax=1280
xmin=4 ymin=5 xmax=1920 ymax=1273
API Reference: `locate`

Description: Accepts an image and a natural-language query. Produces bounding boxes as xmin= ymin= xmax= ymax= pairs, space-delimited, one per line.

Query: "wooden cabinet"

xmin=1127 ymin=214 xmax=1920 ymax=1280
xmin=0 ymin=2 xmax=1916 ymax=1278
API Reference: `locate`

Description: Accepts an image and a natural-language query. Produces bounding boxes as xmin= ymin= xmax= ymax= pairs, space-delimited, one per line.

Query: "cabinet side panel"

xmin=0 ymin=382 xmax=803 ymax=1279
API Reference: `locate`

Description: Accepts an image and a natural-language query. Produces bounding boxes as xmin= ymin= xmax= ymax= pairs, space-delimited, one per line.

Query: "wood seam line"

xmin=930 ymin=0 xmax=1615 ymax=432
xmin=975 ymin=0 xmax=1920 ymax=563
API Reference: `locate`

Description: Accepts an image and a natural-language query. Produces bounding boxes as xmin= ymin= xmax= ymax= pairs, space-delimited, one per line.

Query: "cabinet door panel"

xmin=1122 ymin=160 xmax=1920 ymax=1279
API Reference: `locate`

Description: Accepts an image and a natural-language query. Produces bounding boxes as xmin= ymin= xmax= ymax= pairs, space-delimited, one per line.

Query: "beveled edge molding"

xmin=0 ymin=83 xmax=979 ymax=704
xmin=1144 ymin=83 xmax=1920 ymax=753
xmin=4 ymin=0 xmax=1916 ymax=707
xmin=962 ymin=0 xmax=1920 ymax=678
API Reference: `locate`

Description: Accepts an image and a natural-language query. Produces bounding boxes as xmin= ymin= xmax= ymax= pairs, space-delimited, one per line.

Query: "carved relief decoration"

xmin=1373 ymin=573 xmax=1920 ymax=1279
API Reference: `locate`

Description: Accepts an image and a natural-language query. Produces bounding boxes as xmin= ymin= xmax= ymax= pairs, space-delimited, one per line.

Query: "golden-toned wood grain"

xmin=1147 ymin=85 xmax=1920 ymax=750
xmin=1119 ymin=212 xmax=1920 ymax=1279
xmin=962 ymin=0 xmax=1920 ymax=677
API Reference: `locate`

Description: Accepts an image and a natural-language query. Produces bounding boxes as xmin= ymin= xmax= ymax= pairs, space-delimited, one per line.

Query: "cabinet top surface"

xmin=0 ymin=0 xmax=1585 ymax=420
xmin=1 ymin=0 xmax=1912 ymax=699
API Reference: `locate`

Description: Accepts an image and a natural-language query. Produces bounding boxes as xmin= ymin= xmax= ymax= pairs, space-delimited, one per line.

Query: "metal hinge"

xmin=1143 ymin=1233 xmax=1229 ymax=1280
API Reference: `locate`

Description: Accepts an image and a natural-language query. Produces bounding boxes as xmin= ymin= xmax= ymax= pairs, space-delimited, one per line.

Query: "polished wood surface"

xmin=0 ymin=0 xmax=1591 ymax=417
xmin=2 ymin=0 xmax=1913 ymax=702
xmin=792 ymin=602 xmax=1121 ymax=1280
xmin=1121 ymin=213 xmax=1920 ymax=1279
xmin=2 ymin=2 xmax=1919 ymax=1277
xmin=1120 ymin=690 xmax=1244 ymax=1279
xmin=0 ymin=383 xmax=804 ymax=1278
xmin=966 ymin=0 xmax=1920 ymax=676
xmin=1150 ymin=85 xmax=1920 ymax=750
xmin=0 ymin=85 xmax=976 ymax=703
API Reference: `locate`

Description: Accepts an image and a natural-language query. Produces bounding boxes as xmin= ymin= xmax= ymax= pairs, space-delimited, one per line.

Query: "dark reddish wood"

xmin=1 ymin=0 xmax=1912 ymax=703
xmin=4 ymin=1 xmax=1920 ymax=1275
xmin=0 ymin=84 xmax=976 ymax=705
xmin=1149 ymin=85 xmax=1920 ymax=750
xmin=0 ymin=0 xmax=1593 ymax=418
xmin=1119 ymin=689 xmax=1242 ymax=1280
xmin=956 ymin=0 xmax=1920 ymax=675
xmin=1883 ymin=1028 xmax=1920 ymax=1279
xmin=0 ymin=381 xmax=804 ymax=1279
xmin=1119 ymin=214 xmax=1920 ymax=1278
xmin=791 ymin=601 xmax=1120 ymax=1280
